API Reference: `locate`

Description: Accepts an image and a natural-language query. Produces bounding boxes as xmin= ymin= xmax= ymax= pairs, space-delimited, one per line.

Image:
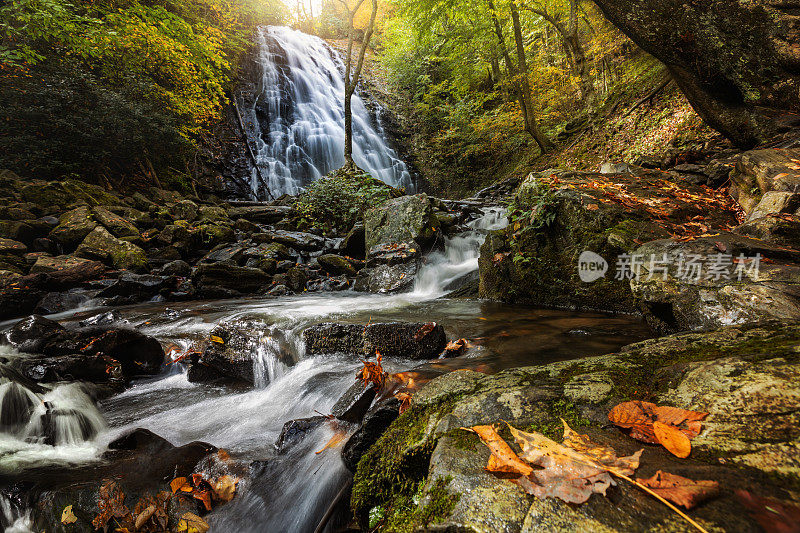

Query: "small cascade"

xmin=0 ymin=380 xmax=105 ymax=448
xmin=414 ymin=206 xmax=509 ymax=297
xmin=253 ymin=336 xmax=287 ymax=389
xmin=242 ymin=26 xmax=413 ymax=197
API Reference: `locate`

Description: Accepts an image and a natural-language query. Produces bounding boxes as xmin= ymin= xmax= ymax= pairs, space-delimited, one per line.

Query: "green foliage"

xmin=293 ymin=167 xmax=391 ymax=233
xmin=0 ymin=0 xmax=287 ymax=184
xmin=507 ymin=179 xmax=557 ymax=231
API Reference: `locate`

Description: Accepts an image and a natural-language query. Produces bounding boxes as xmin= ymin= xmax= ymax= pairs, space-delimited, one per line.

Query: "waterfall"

xmin=243 ymin=26 xmax=413 ymax=197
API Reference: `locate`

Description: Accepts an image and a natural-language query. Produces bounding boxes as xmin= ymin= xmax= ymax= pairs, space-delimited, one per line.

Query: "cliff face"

xmin=593 ymin=0 xmax=800 ymax=148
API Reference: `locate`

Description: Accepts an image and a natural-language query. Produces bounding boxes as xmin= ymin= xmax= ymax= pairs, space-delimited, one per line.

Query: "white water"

xmin=0 ymin=208 xmax=507 ymax=532
xmin=244 ymin=26 xmax=413 ymax=197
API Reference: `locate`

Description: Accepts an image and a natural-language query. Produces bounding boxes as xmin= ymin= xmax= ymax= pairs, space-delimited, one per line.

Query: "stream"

xmin=0 ymin=209 xmax=652 ymax=532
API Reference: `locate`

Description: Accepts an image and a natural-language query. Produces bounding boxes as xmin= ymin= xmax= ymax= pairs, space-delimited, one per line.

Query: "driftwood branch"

xmin=313 ymin=478 xmax=353 ymax=533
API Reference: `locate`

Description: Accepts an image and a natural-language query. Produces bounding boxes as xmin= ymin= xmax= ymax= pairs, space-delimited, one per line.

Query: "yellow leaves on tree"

xmin=608 ymin=401 xmax=708 ymax=458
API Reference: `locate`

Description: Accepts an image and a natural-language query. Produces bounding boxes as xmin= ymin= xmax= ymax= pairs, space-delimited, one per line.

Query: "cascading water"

xmin=243 ymin=26 xmax=413 ymax=197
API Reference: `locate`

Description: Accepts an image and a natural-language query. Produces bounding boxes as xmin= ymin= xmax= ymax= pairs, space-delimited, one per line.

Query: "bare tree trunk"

xmin=342 ymin=0 xmax=378 ymax=168
xmin=509 ymin=0 xmax=554 ymax=152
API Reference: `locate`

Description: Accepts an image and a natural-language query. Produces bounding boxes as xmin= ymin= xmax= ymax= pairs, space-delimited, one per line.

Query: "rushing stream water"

xmin=242 ymin=26 xmax=413 ymax=197
xmin=0 ymin=210 xmax=651 ymax=532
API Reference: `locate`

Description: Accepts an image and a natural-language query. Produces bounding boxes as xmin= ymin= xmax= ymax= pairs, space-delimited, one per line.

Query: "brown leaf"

xmin=443 ymin=338 xmax=472 ymax=357
xmin=394 ymin=392 xmax=411 ymax=413
xmin=176 ymin=512 xmax=210 ymax=533
xmin=134 ymin=505 xmax=155 ymax=530
xmin=586 ymin=203 xmax=600 ymax=211
xmin=170 ymin=477 xmax=189 ymax=494
xmin=315 ymin=431 xmax=347 ymax=454
xmin=466 ymin=425 xmax=533 ymax=477
xmin=357 ymin=352 xmax=386 ymax=389
xmin=653 ymin=421 xmax=692 ymax=458
xmin=413 ymin=322 xmax=437 ymax=340
xmin=736 ymin=490 xmax=800 ymax=533
xmin=608 ymin=401 xmax=707 ymax=453
xmin=636 ymin=471 xmax=718 ymax=509
xmin=192 ymin=489 xmax=212 ymax=511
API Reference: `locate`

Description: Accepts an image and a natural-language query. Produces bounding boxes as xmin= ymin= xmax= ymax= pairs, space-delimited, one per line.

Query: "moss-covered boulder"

xmin=92 ymin=206 xmax=139 ymax=239
xmin=479 ymin=170 xmax=738 ymax=312
xmin=49 ymin=205 xmax=98 ymax=249
xmin=20 ymin=179 xmax=120 ymax=214
xmin=351 ymin=321 xmax=800 ymax=532
xmin=730 ymin=149 xmax=800 ymax=215
xmin=76 ymin=226 xmax=148 ymax=272
xmin=365 ymin=194 xmax=440 ymax=253
xmin=29 ymin=254 xmax=97 ymax=274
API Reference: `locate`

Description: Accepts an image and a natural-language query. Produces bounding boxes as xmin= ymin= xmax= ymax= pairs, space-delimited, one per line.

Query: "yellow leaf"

xmin=176 ymin=512 xmax=209 ymax=533
xmin=61 ymin=505 xmax=77 ymax=525
xmin=211 ymin=475 xmax=238 ymax=502
xmin=210 ymin=335 xmax=224 ymax=344
xmin=170 ymin=477 xmax=188 ymax=493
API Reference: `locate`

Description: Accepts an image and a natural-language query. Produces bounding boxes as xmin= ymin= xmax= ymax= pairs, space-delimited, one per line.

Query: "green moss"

xmin=415 ymin=477 xmax=460 ymax=527
xmin=441 ymin=428 xmax=480 ymax=451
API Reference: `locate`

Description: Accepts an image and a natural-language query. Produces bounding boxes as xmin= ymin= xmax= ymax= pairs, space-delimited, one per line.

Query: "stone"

xmin=364 ymin=194 xmax=440 ymax=252
xmin=0 ymin=238 xmax=26 ymax=255
xmin=198 ymin=223 xmax=235 ymax=248
xmin=29 ymin=254 xmax=96 ymax=274
xmin=599 ymin=162 xmax=632 ymax=175
xmin=274 ymin=416 xmax=328 ymax=454
xmin=34 ymin=290 xmax=92 ymax=315
xmin=355 ymin=263 xmax=417 ymax=294
xmin=48 ymin=205 xmax=97 ymax=249
xmin=227 ymin=205 xmax=290 ymax=223
xmin=77 ymin=226 xmax=148 ymax=271
xmin=273 ymin=266 xmax=310 ymax=292
xmin=193 ymin=263 xmax=271 ymax=297
xmin=734 ymin=215 xmax=800 ymax=249
xmin=730 ymin=149 xmax=800 ymax=214
xmin=303 ymin=322 xmax=448 ymax=360
xmin=92 ymin=207 xmax=139 ymax=238
xmin=747 ymin=191 xmax=800 ymax=221
xmin=255 ymin=229 xmax=326 ymax=251
xmin=366 ymin=241 xmax=421 ymax=267
xmin=188 ymin=324 xmax=268 ymax=385
xmin=331 ymin=382 xmax=377 ymax=423
xmin=96 ymin=272 xmax=174 ymax=301
xmin=155 ymin=259 xmax=192 ymax=277
xmin=317 ymin=254 xmax=357 ymax=276
xmin=630 ymin=234 xmax=800 ymax=332
xmin=170 ymin=200 xmax=199 ymax=222
xmin=200 ymin=243 xmax=248 ymax=265
xmin=266 ymin=284 xmax=291 ymax=296
xmin=198 ymin=205 xmax=229 ymax=223
xmin=338 ymin=222 xmax=366 ymax=259
xmin=341 ymin=398 xmax=401 ymax=471
xmin=12 ymin=353 xmax=125 ymax=388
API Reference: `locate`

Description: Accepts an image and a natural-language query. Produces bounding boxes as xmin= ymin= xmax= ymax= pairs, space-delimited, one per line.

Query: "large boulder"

xmin=479 ymin=170 xmax=738 ymax=313
xmin=350 ymin=321 xmax=800 ymax=531
xmin=591 ymin=0 xmax=800 ymax=148
xmin=227 ymin=205 xmax=290 ymax=223
xmin=256 ymin=229 xmax=326 ymax=251
xmin=317 ymin=254 xmax=358 ymax=277
xmin=92 ymin=206 xmax=140 ymax=239
xmin=29 ymin=254 xmax=97 ymax=274
xmin=364 ymin=194 xmax=440 ymax=252
xmin=193 ymin=263 xmax=271 ymax=297
xmin=76 ymin=226 xmax=148 ymax=271
xmin=48 ymin=205 xmax=97 ymax=249
xmin=19 ymin=179 xmax=120 ymax=214
xmin=303 ymin=322 xmax=447 ymax=360
xmin=729 ymin=149 xmax=800 ymax=215
xmin=630 ymin=234 xmax=800 ymax=332
xmin=341 ymin=398 xmax=401 ymax=471
xmin=734 ymin=214 xmax=800 ymax=249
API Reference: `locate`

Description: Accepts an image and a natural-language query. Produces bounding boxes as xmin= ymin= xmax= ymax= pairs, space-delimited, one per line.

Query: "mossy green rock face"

xmin=364 ymin=194 xmax=440 ymax=253
xmin=199 ymin=223 xmax=235 ymax=248
xmin=77 ymin=226 xmax=148 ymax=272
xmin=170 ymin=199 xmax=199 ymax=222
xmin=198 ymin=205 xmax=229 ymax=224
xmin=352 ymin=321 xmax=800 ymax=532
xmin=30 ymin=254 xmax=96 ymax=274
xmin=92 ymin=207 xmax=140 ymax=239
xmin=20 ymin=180 xmax=120 ymax=214
xmin=49 ymin=206 xmax=98 ymax=249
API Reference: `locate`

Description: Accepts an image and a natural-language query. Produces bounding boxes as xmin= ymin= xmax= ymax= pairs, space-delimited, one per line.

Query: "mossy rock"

xmin=49 ymin=206 xmax=98 ymax=249
xmin=77 ymin=226 xmax=148 ymax=272
xmin=92 ymin=206 xmax=140 ymax=239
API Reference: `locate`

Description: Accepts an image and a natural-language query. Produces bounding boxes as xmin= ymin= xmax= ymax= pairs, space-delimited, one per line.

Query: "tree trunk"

xmin=343 ymin=0 xmax=378 ymax=167
xmin=509 ymin=0 xmax=554 ymax=152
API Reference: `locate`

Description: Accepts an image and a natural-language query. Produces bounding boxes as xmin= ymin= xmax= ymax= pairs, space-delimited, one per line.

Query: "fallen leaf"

xmin=443 ymin=338 xmax=472 ymax=357
xmin=508 ymin=420 xmax=642 ymax=504
xmin=170 ymin=477 xmax=189 ymax=493
xmin=61 ymin=505 xmax=77 ymax=525
xmin=395 ymin=391 xmax=411 ymax=413
xmin=357 ymin=352 xmax=386 ymax=390
xmin=176 ymin=512 xmax=210 ymax=533
xmin=413 ymin=322 xmax=437 ymax=340
xmin=466 ymin=425 xmax=533 ymax=477
xmin=211 ymin=475 xmax=238 ymax=502
xmin=210 ymin=335 xmax=224 ymax=344
xmin=736 ymin=490 xmax=800 ymax=533
xmin=586 ymin=203 xmax=600 ymax=210
xmin=315 ymin=431 xmax=347 ymax=454
xmin=192 ymin=489 xmax=212 ymax=511
xmin=636 ymin=471 xmax=718 ymax=509
xmin=134 ymin=505 xmax=155 ymax=530
xmin=653 ymin=421 xmax=691 ymax=458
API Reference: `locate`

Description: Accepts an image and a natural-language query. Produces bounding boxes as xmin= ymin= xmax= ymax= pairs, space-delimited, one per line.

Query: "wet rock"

xmin=170 ymin=199 xmax=199 ymax=222
xmin=351 ymin=321 xmax=800 ymax=532
xmin=341 ymin=398 xmax=400 ymax=471
xmin=338 ymin=222 xmax=366 ymax=259
xmin=306 ymin=275 xmax=350 ymax=292
xmin=274 ymin=416 xmax=328 ymax=454
xmin=366 ymin=241 xmax=421 ymax=267
xmin=317 ymin=254 xmax=357 ymax=276
xmin=266 ymin=284 xmax=291 ymax=296
xmin=0 ymin=238 xmax=26 ymax=255
xmin=364 ymin=194 xmax=440 ymax=252
xmin=5 ymin=315 xmax=66 ymax=353
xmin=256 ymin=229 xmax=326 ymax=251
xmin=48 ymin=205 xmax=97 ymax=249
xmin=200 ymin=243 xmax=248 ymax=264
xmin=747 ymin=191 xmax=800 ymax=220
xmin=29 ymin=254 xmax=94 ymax=274
xmin=96 ymin=272 xmax=174 ymax=301
xmin=227 ymin=205 xmax=290 ymax=223
xmin=188 ymin=324 xmax=268 ymax=385
xmin=193 ymin=263 xmax=270 ymax=297
xmin=273 ymin=265 xmax=310 ymax=292
xmin=198 ymin=223 xmax=235 ymax=248
xmin=331 ymin=382 xmax=377 ymax=423
xmin=155 ymin=259 xmax=192 ymax=277
xmin=630 ymin=234 xmax=800 ymax=332
xmin=34 ymin=290 xmax=92 ymax=315
xmin=730 ymin=149 xmax=800 ymax=214
xmin=303 ymin=322 xmax=447 ymax=360
xmin=11 ymin=353 xmax=124 ymax=387
xmin=108 ymin=428 xmax=173 ymax=452
xmin=76 ymin=226 xmax=148 ymax=272
xmin=355 ymin=263 xmax=417 ymax=293
xmin=92 ymin=206 xmax=139 ymax=239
